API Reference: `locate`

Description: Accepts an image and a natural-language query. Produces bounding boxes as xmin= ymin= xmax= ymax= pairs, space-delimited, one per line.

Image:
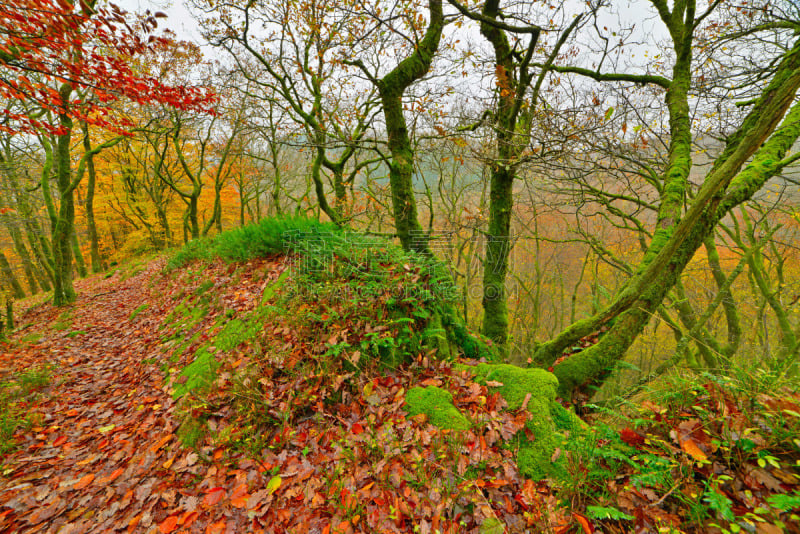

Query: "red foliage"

xmin=0 ymin=0 xmax=216 ymax=134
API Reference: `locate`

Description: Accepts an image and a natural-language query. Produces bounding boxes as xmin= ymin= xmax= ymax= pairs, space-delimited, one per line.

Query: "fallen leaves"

xmin=202 ymin=488 xmax=226 ymax=507
xmin=72 ymin=474 xmax=94 ymax=490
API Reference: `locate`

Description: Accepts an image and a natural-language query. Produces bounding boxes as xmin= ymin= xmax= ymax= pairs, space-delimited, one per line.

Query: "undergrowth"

xmin=0 ymin=366 xmax=52 ymax=456
xmin=562 ymin=367 xmax=800 ymax=533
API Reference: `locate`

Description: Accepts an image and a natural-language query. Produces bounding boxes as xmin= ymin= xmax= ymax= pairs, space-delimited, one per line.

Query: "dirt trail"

xmin=0 ymin=260 xmax=254 ymax=533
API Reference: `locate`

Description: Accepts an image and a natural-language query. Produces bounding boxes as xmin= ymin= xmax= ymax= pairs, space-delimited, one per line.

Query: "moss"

xmin=193 ymin=280 xmax=215 ymax=296
xmin=422 ymin=312 xmax=453 ymax=359
xmin=551 ymin=401 xmax=584 ymax=433
xmin=405 ymin=386 xmax=470 ymax=431
xmin=445 ymin=315 xmax=498 ymax=362
xmin=514 ymin=419 xmax=566 ymax=480
xmin=473 ymin=363 xmax=558 ymax=410
xmin=462 ymin=363 xmax=584 ymax=480
xmin=129 ymin=303 xmax=149 ymax=322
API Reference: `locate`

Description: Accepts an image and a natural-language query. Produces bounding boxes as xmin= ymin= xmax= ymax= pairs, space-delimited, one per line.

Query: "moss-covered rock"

xmin=473 ymin=363 xmax=558 ymax=410
xmin=465 ymin=363 xmax=583 ymax=480
xmin=405 ymin=386 xmax=470 ymax=431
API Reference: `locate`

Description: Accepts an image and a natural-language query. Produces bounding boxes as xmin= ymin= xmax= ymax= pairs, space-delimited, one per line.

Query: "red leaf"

xmin=52 ymin=435 xmax=67 ymax=447
xmin=203 ymin=487 xmax=226 ymax=507
xmin=352 ymin=423 xmax=364 ymax=435
xmin=620 ymin=427 xmax=645 ymax=447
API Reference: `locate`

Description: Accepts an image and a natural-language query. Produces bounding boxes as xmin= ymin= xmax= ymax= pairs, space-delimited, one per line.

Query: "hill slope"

xmin=0 ymin=255 xmax=570 ymax=533
xmin=2 ymin=228 xmax=799 ymax=534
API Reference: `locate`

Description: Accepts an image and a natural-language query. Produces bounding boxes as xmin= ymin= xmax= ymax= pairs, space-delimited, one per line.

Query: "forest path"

xmin=0 ymin=260 xmax=257 ymax=534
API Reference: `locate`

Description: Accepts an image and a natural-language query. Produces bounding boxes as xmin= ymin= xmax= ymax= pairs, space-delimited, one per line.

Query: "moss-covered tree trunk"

xmin=52 ymin=82 xmax=77 ymax=306
xmin=310 ymin=145 xmax=342 ymax=225
xmin=0 ymin=251 xmax=25 ymax=299
xmin=372 ymin=0 xmax=444 ymax=254
xmin=10 ymin=227 xmax=39 ymax=294
xmin=81 ymin=121 xmax=104 ymax=273
xmin=477 ymin=0 xmax=541 ymax=350
xmin=71 ymin=231 xmax=87 ymax=278
xmin=552 ymin=83 xmax=800 ymax=396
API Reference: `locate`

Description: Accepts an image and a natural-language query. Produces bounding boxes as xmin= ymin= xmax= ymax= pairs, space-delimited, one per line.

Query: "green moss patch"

xmin=467 ymin=363 xmax=583 ymax=480
xmin=405 ymin=386 xmax=470 ymax=431
xmin=473 ymin=363 xmax=558 ymax=410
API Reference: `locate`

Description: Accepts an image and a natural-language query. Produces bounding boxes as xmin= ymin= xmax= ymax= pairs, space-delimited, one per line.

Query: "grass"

xmin=128 ymin=303 xmax=149 ymax=322
xmin=0 ymin=366 xmax=52 ymax=456
xmin=166 ymin=215 xmax=340 ymax=269
xmin=53 ymin=309 xmax=73 ymax=331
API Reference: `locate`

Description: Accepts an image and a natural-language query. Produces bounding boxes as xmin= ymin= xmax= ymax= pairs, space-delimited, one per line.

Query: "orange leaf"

xmin=572 ymin=512 xmax=595 ymax=534
xmin=205 ymin=521 xmax=226 ymax=534
xmin=681 ymin=438 xmax=708 ymax=462
xmin=230 ymin=483 xmax=250 ymax=508
xmin=179 ymin=510 xmax=199 ymax=527
xmin=150 ymin=434 xmax=173 ymax=453
xmin=159 ymin=515 xmax=179 ymax=533
xmin=73 ymin=474 xmax=94 ymax=490
xmin=52 ymin=435 xmax=67 ymax=447
xmin=203 ymin=487 xmax=226 ymax=507
xmin=127 ymin=514 xmax=141 ymax=533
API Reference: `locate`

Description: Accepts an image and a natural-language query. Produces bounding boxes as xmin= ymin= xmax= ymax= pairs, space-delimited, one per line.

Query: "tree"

xmin=532 ymin=1 xmax=800 ymax=397
xmin=0 ymin=0 xmax=215 ymax=305
xmin=346 ymin=0 xmax=445 ymax=253
xmin=199 ymin=0 xmax=382 ymax=226
xmin=446 ymin=0 xmax=585 ymax=353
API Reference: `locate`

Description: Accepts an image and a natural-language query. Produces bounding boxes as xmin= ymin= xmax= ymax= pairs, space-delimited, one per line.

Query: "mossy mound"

xmin=467 ymin=363 xmax=584 ymax=480
xmin=404 ymin=386 xmax=470 ymax=431
xmin=473 ymin=363 xmax=558 ymax=410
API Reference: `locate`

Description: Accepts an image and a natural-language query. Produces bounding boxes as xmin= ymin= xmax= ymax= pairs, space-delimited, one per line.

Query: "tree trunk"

xmin=71 ymin=230 xmax=87 ymax=278
xmin=11 ymin=227 xmax=39 ymax=294
xmin=373 ymin=0 xmax=443 ymax=254
xmin=0 ymin=251 xmax=25 ymax=299
xmin=482 ymin=166 xmax=514 ymax=349
xmin=82 ymin=121 xmax=105 ymax=272
xmin=52 ymin=83 xmax=77 ymax=306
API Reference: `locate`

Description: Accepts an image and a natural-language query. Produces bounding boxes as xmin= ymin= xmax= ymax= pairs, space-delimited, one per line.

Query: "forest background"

xmin=2 ymin=0 xmax=800 ymax=402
